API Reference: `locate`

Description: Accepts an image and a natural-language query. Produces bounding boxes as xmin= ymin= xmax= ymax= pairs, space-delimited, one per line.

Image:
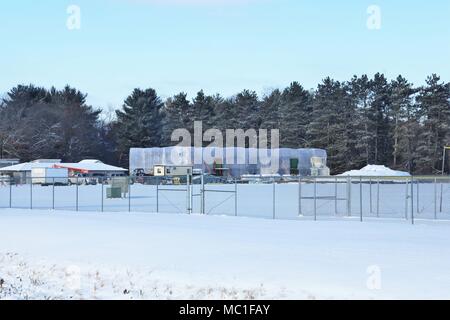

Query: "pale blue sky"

xmin=1 ymin=0 xmax=449 ymax=110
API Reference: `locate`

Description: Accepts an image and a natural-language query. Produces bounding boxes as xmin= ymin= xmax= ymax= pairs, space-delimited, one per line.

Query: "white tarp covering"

xmin=0 ymin=160 xmax=126 ymax=173
xmin=338 ymin=165 xmax=411 ymax=177
xmin=55 ymin=161 xmax=127 ymax=173
xmin=0 ymin=162 xmax=55 ymax=172
xmin=130 ymin=147 xmax=327 ymax=177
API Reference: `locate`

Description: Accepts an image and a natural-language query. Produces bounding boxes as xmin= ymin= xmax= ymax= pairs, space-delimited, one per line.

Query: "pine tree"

xmin=115 ymin=88 xmax=164 ymax=165
xmin=348 ymin=75 xmax=374 ymax=167
xmin=259 ymin=89 xmax=282 ymax=148
xmin=260 ymin=89 xmax=281 ymax=131
xmin=389 ymin=76 xmax=418 ymax=171
xmin=161 ymin=92 xmax=192 ymax=146
xmin=307 ymin=78 xmax=355 ymax=173
xmin=415 ymin=75 xmax=450 ymax=173
xmin=210 ymin=94 xmax=233 ymax=131
xmin=192 ymin=90 xmax=215 ymax=129
xmin=51 ymin=86 xmax=102 ymax=161
xmin=369 ymin=73 xmax=392 ymax=165
xmin=234 ymin=90 xmax=261 ymax=130
xmin=279 ymin=82 xmax=312 ymax=148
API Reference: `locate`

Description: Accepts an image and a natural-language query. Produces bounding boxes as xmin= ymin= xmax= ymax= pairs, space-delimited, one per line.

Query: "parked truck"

xmin=31 ymin=167 xmax=69 ymax=186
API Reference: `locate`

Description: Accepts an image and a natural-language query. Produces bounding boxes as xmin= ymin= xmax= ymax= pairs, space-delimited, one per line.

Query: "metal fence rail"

xmin=0 ymin=175 xmax=449 ymax=224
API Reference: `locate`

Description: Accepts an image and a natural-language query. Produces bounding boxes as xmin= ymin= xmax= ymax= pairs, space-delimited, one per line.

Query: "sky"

xmin=0 ymin=0 xmax=449 ymax=111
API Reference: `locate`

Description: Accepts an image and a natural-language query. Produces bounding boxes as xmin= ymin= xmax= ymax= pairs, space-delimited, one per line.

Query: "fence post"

xmin=314 ymin=177 xmax=317 ymax=221
xmin=128 ymin=177 xmax=131 ymax=212
xmin=186 ymin=174 xmax=190 ymax=215
xmin=201 ymin=173 xmax=205 ymax=215
xmin=376 ymin=179 xmax=380 ymax=218
xmin=52 ymin=178 xmax=55 ymax=210
xmin=156 ymin=180 xmax=159 ymax=213
xmin=369 ymin=178 xmax=373 ymax=213
xmin=101 ymin=180 xmax=104 ymax=212
xmin=360 ymin=176 xmax=363 ymax=222
xmin=434 ymin=177 xmax=437 ymax=220
xmin=234 ymin=178 xmax=238 ymax=217
xmin=411 ymin=176 xmax=414 ymax=225
xmin=404 ymin=179 xmax=409 ymax=220
xmin=76 ymin=177 xmax=79 ymax=212
xmin=298 ymin=176 xmax=302 ymax=216
xmin=334 ymin=177 xmax=338 ymax=215
xmin=440 ymin=181 xmax=443 ymax=213
xmin=272 ymin=180 xmax=276 ymax=220
xmin=416 ymin=179 xmax=420 ymax=214
xmin=30 ymin=177 xmax=33 ymax=210
xmin=9 ymin=178 xmax=12 ymax=208
xmin=346 ymin=177 xmax=351 ymax=217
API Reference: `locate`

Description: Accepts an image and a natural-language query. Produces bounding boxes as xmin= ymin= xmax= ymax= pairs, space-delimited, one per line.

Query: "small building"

xmin=0 ymin=159 xmax=127 ymax=184
xmin=0 ymin=159 xmax=61 ymax=184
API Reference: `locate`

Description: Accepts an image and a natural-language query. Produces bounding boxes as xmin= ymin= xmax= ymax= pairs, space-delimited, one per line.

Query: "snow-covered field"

xmin=2 ymin=209 xmax=450 ymax=300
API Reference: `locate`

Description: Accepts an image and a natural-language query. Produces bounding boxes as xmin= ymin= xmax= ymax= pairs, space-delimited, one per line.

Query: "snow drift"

xmin=338 ymin=165 xmax=411 ymax=177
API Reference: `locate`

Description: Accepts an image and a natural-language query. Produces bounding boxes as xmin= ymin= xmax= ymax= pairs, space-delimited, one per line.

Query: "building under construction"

xmin=129 ymin=147 xmax=329 ymax=178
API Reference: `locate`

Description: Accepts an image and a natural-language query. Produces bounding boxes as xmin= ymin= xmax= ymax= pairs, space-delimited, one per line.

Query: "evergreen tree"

xmin=369 ymin=73 xmax=393 ymax=165
xmin=260 ymin=89 xmax=281 ymax=131
xmin=212 ymin=96 xmax=236 ymax=131
xmin=415 ymin=75 xmax=450 ymax=173
xmin=234 ymin=90 xmax=261 ymax=130
xmin=259 ymin=89 xmax=282 ymax=148
xmin=348 ymin=75 xmax=374 ymax=167
xmin=307 ymin=78 xmax=355 ymax=173
xmin=115 ymin=88 xmax=164 ymax=165
xmin=161 ymin=92 xmax=192 ymax=146
xmin=279 ymin=82 xmax=312 ymax=148
xmin=1 ymin=74 xmax=448 ymax=174
xmin=389 ymin=76 xmax=418 ymax=171
xmin=51 ymin=86 xmax=102 ymax=161
xmin=192 ymin=90 xmax=215 ymax=129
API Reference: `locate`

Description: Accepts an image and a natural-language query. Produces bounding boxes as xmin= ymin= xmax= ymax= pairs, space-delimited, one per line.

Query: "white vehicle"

xmin=31 ymin=168 xmax=69 ymax=186
xmin=68 ymin=173 xmax=97 ymax=185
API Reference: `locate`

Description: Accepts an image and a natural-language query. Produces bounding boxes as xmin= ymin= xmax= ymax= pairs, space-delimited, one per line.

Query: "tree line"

xmin=1 ymin=73 xmax=449 ymax=174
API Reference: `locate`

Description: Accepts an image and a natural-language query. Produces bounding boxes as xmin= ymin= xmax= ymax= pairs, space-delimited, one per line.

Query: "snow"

xmin=0 ymin=160 xmax=127 ymax=173
xmin=0 ymin=162 xmax=55 ymax=172
xmin=0 ymin=180 xmax=449 ymax=300
xmin=54 ymin=161 xmax=127 ymax=172
xmin=338 ymin=165 xmax=411 ymax=177
xmin=79 ymin=160 xmax=102 ymax=164
xmin=1 ymin=209 xmax=450 ymax=300
xmin=1 ymin=181 xmax=448 ymax=219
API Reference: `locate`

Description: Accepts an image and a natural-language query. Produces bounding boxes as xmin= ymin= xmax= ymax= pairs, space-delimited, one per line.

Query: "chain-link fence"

xmin=0 ymin=175 xmax=449 ymax=224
